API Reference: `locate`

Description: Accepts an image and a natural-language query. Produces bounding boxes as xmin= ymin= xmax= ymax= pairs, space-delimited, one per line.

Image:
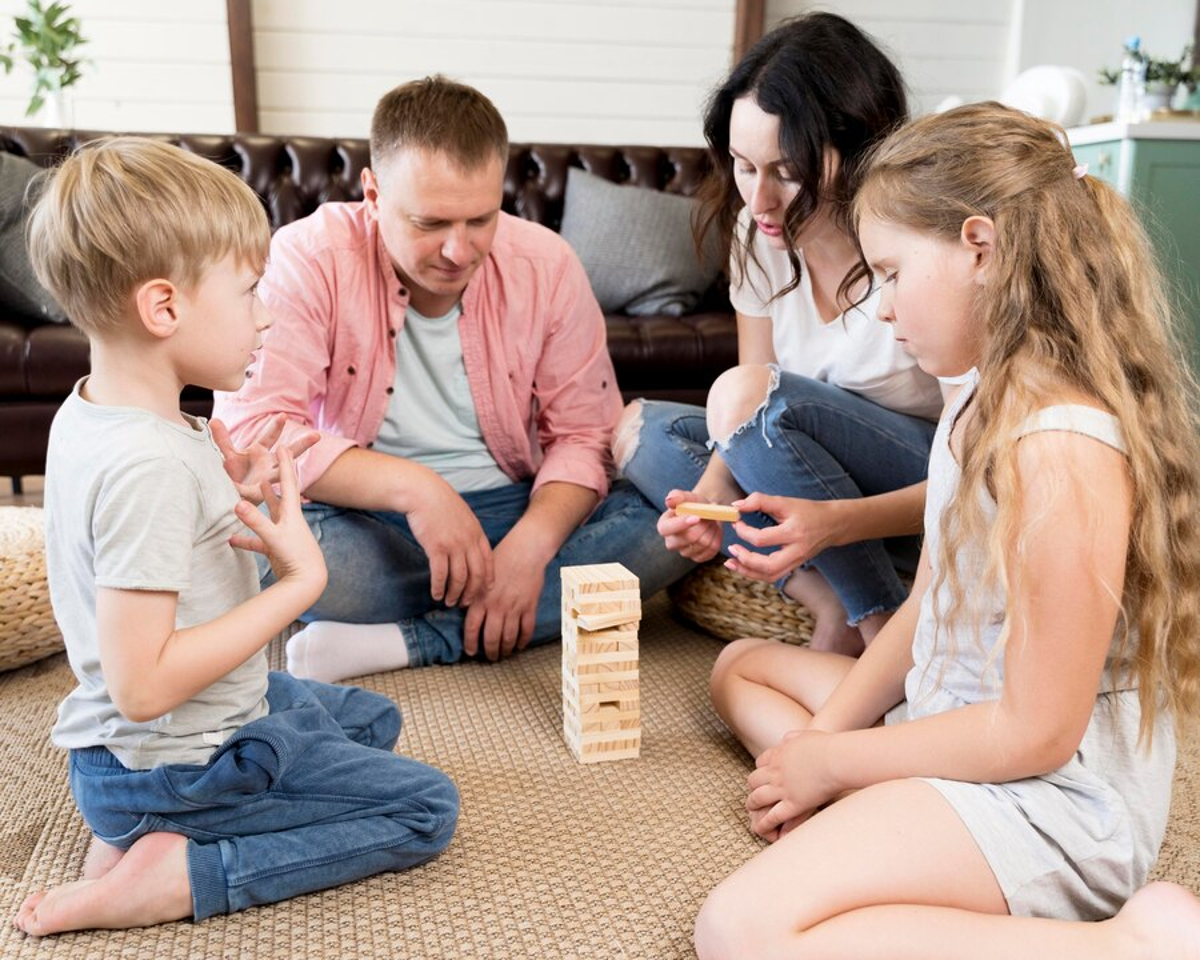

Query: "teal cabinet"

xmin=1069 ymin=123 xmax=1200 ymax=373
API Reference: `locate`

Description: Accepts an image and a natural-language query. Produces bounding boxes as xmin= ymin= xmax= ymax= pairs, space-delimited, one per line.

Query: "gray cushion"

xmin=559 ymin=167 xmax=720 ymax=317
xmin=0 ymin=153 xmax=67 ymax=322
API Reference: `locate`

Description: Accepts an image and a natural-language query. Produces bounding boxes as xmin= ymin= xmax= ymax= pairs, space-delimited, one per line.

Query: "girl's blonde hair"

xmin=855 ymin=102 xmax=1200 ymax=736
xmin=27 ymin=136 xmax=270 ymax=335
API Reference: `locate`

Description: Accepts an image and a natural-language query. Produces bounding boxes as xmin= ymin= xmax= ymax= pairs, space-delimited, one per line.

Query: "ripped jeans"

xmin=618 ymin=371 xmax=937 ymax=624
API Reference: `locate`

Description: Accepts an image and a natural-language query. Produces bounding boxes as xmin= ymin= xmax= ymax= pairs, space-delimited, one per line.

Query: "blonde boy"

xmin=14 ymin=138 xmax=457 ymax=936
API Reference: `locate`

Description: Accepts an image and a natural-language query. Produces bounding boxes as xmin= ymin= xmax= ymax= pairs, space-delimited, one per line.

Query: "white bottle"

xmin=1115 ymin=36 xmax=1146 ymax=122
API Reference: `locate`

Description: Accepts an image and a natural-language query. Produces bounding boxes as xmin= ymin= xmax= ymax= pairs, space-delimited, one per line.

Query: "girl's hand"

xmin=229 ymin=447 xmax=327 ymax=595
xmin=212 ymin=414 xmax=320 ymax=504
xmin=746 ymin=729 xmax=839 ymax=841
xmin=658 ymin=489 xmax=723 ymax=562
xmin=725 ymin=493 xmax=840 ymax=582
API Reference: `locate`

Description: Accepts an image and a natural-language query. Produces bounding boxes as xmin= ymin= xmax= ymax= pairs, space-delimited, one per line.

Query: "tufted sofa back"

xmin=0 ymin=128 xmax=713 ymax=232
xmin=0 ymin=127 xmax=736 ymax=481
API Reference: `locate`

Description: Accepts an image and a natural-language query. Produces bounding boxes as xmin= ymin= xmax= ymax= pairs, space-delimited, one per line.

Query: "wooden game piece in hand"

xmin=673 ymin=501 xmax=741 ymax=522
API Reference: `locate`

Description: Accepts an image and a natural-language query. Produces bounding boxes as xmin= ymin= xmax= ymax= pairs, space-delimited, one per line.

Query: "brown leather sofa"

xmin=0 ymin=126 xmax=736 ymax=482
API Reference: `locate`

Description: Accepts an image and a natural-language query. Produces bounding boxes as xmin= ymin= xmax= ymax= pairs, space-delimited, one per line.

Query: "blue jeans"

xmin=69 ymin=673 xmax=458 ymax=921
xmin=273 ymin=480 xmax=692 ymax=666
xmin=620 ymin=372 xmax=937 ymax=624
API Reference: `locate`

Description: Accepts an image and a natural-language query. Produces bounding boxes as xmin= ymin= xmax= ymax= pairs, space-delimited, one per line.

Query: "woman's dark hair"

xmin=695 ymin=13 xmax=908 ymax=307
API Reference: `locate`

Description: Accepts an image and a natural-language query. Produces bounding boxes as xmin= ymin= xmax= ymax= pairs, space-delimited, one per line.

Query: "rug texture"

xmin=0 ymin=594 xmax=1196 ymax=959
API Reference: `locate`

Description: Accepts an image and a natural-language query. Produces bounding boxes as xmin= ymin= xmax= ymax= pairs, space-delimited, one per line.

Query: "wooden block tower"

xmin=561 ymin=563 xmax=641 ymax=763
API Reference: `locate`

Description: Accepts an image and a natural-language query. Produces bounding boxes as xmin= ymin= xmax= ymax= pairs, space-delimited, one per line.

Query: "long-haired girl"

xmin=696 ymin=102 xmax=1200 ymax=959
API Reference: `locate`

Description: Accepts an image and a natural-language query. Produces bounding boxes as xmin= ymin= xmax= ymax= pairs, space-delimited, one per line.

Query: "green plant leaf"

xmin=8 ymin=0 xmax=88 ymax=117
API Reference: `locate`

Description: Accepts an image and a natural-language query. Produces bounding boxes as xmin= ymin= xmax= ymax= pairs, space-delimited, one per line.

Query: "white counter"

xmin=1068 ymin=119 xmax=1200 ymax=145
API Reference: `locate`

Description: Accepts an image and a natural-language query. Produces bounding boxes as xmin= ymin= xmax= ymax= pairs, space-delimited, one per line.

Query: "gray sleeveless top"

xmin=906 ymin=374 xmax=1131 ymax=714
xmin=895 ymin=370 xmax=1175 ymax=920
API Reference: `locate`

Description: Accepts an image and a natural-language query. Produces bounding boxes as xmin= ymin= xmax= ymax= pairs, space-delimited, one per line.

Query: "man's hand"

xmin=405 ymin=468 xmax=494 ymax=607
xmin=462 ymin=540 xmax=545 ymax=661
xmin=745 ymin=729 xmax=839 ymax=842
xmin=725 ymin=493 xmax=841 ymax=582
xmin=658 ymin=489 xmax=724 ymax=562
xmin=212 ymin=414 xmax=319 ymax=503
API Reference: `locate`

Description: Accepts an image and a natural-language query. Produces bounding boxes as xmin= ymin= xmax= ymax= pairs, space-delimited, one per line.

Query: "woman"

xmin=614 ymin=13 xmax=943 ymax=655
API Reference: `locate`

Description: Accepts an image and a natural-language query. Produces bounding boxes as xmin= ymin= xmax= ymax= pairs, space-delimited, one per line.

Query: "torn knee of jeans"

xmin=612 ymin=401 xmax=645 ymax=473
xmin=711 ymin=364 xmax=781 ymax=451
xmin=847 ymin=603 xmax=894 ymax=628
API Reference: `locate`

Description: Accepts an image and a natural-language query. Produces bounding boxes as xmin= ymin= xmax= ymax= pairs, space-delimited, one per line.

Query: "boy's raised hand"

xmin=211 ymin=414 xmax=320 ymax=503
xmin=230 ymin=447 xmax=327 ymax=595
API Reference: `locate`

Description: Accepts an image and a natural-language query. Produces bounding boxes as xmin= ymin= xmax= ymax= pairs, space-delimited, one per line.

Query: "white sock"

xmin=286 ymin=621 xmax=410 ymax=683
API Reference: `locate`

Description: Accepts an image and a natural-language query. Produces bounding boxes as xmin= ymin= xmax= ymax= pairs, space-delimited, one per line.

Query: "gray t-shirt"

xmin=46 ymin=380 xmax=268 ymax=769
xmin=372 ymin=303 xmax=512 ymax=493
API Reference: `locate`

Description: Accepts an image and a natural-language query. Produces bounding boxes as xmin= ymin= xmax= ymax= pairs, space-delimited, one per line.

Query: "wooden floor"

xmin=1 ymin=476 xmax=43 ymax=507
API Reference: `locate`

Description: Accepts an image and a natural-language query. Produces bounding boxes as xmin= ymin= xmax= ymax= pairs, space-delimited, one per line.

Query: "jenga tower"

xmin=561 ymin=563 xmax=641 ymax=763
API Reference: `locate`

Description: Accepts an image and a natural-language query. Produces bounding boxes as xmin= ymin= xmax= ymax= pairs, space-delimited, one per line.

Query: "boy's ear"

xmin=134 ymin=278 xmax=180 ymax=339
xmin=961 ymin=215 xmax=996 ymax=283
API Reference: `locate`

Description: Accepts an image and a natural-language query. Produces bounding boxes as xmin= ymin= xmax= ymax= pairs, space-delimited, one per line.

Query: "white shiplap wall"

xmin=766 ymin=0 xmax=1017 ymax=116
xmin=0 ymin=0 xmax=234 ymax=131
xmin=1016 ymin=0 xmax=1196 ymax=123
xmin=252 ymin=0 xmax=737 ymax=144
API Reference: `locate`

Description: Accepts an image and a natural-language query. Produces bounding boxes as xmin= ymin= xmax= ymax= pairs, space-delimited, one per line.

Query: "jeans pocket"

xmin=157 ymin=735 xmax=282 ymax=809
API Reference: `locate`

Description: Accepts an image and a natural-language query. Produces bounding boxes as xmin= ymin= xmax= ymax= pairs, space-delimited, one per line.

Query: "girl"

xmin=614 ymin=13 xmax=943 ymax=656
xmin=697 ymin=103 xmax=1200 ymax=958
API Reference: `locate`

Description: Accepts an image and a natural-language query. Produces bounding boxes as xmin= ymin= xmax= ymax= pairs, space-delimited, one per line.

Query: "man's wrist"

xmin=387 ymin=460 xmax=444 ymax=515
xmin=498 ymin=522 xmax=560 ymax=569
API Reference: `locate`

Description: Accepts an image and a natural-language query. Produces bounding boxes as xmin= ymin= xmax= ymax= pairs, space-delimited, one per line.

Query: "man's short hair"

xmin=26 ymin=136 xmax=270 ymax=335
xmin=370 ymin=75 xmax=509 ymax=176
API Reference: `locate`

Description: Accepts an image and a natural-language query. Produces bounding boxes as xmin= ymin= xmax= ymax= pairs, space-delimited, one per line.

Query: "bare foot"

xmin=82 ymin=836 xmax=125 ymax=880
xmin=1109 ymin=882 xmax=1200 ymax=960
xmin=783 ymin=568 xmax=864 ymax=656
xmin=13 ymin=832 xmax=192 ymax=936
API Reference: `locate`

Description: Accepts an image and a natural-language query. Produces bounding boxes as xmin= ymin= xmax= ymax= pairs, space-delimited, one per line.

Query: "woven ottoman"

xmin=669 ymin=559 xmax=815 ymax=645
xmin=0 ymin=507 xmax=63 ymax=670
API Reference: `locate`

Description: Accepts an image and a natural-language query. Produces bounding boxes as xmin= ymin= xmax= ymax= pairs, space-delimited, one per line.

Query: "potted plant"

xmin=1141 ymin=48 xmax=1188 ymax=113
xmin=0 ymin=0 xmax=86 ymax=126
xmin=1100 ymin=44 xmax=1191 ymax=118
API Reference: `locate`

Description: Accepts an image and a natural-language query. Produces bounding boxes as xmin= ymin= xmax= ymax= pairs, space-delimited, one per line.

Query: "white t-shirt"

xmin=728 ymin=215 xmax=943 ymax=421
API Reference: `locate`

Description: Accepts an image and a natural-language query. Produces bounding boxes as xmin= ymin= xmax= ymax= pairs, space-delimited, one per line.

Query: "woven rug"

xmin=0 ymin=594 xmax=1196 ymax=959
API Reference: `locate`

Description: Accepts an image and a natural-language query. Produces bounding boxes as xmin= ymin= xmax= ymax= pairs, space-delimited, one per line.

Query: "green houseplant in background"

xmin=0 ymin=0 xmax=86 ymax=123
xmin=1099 ymin=44 xmax=1195 ymax=117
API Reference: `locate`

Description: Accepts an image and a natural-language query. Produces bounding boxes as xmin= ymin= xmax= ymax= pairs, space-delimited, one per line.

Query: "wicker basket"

xmin=0 ymin=507 xmax=63 ymax=671
xmin=669 ymin=559 xmax=815 ymax=645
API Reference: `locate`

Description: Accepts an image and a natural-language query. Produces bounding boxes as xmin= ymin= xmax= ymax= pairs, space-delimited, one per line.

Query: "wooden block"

xmin=561 ymin=563 xmax=640 ymax=597
xmin=674 ymin=501 xmax=740 ymax=522
xmin=576 ymin=609 xmax=640 ymax=631
xmin=561 ymin=563 xmax=641 ymax=764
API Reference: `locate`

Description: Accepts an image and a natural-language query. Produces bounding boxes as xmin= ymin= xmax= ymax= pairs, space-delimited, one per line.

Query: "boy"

xmin=13 ymin=138 xmax=458 ymax=936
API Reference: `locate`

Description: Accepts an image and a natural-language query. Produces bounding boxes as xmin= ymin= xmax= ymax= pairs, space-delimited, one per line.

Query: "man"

xmin=214 ymin=76 xmax=690 ymax=681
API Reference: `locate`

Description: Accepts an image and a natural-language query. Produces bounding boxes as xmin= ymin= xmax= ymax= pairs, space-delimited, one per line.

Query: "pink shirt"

xmin=214 ymin=202 xmax=622 ymax=498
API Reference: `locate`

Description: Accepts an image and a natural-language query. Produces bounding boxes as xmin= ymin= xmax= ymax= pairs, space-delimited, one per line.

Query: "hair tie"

xmin=1072 ymin=163 xmax=1088 ymax=180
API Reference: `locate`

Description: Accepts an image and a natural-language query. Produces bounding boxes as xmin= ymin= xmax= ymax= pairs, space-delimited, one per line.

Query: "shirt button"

xmin=388 ymin=328 xmax=396 ymax=338
xmin=347 ymin=365 xmax=357 ymax=375
xmin=399 ymin=287 xmax=409 ymax=297
xmin=366 ymin=442 xmax=375 ymax=449
xmin=386 ymin=386 xmax=394 ymax=395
